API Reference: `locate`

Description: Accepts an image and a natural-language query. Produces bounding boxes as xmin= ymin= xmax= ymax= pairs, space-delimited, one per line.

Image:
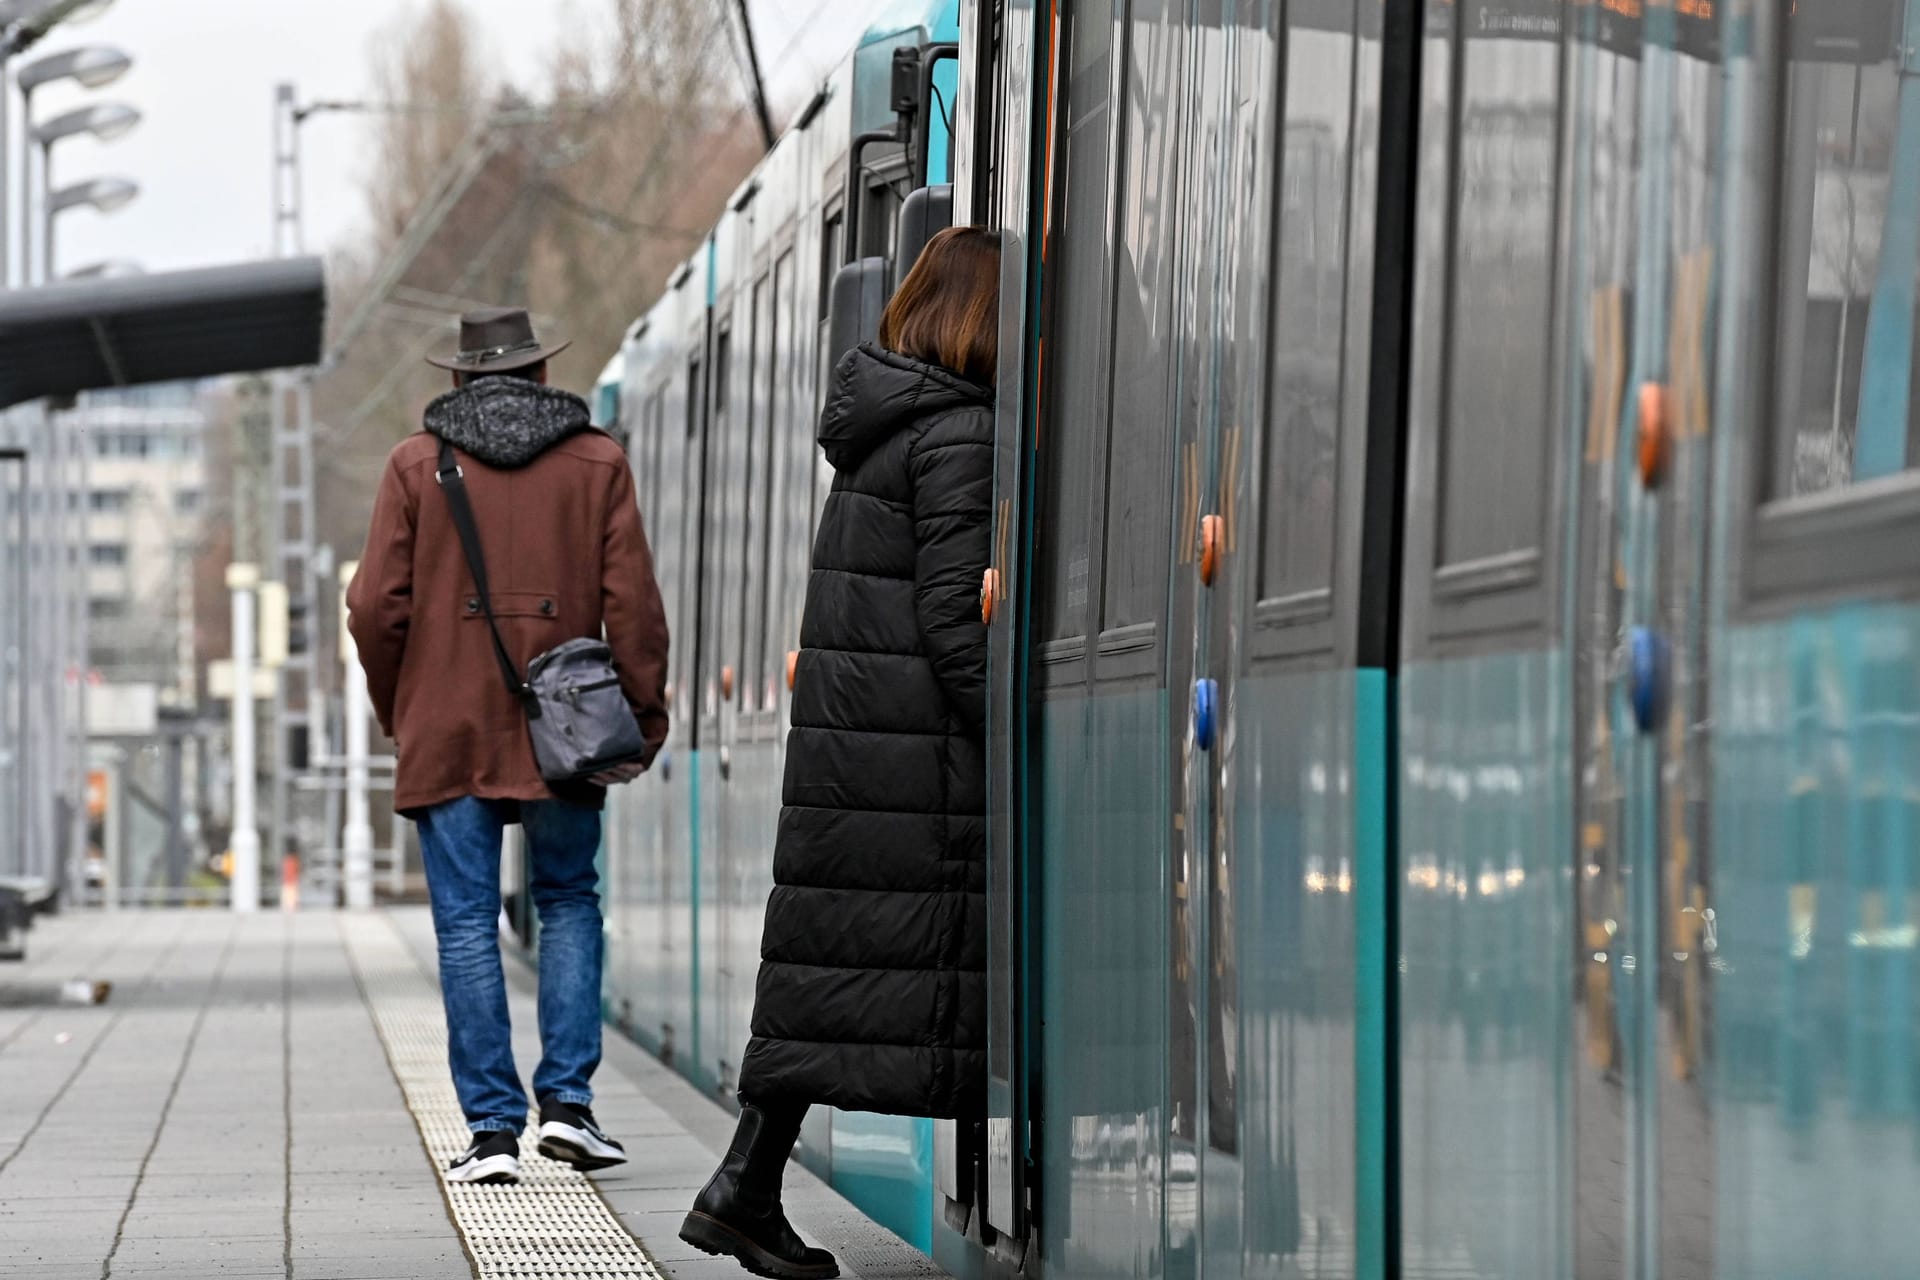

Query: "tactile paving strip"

xmin=342 ymin=914 xmax=661 ymax=1279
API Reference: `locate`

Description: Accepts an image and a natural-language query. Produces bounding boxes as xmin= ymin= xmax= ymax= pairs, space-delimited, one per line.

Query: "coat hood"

xmin=817 ymin=343 xmax=992 ymax=472
xmin=422 ymin=376 xmax=593 ymax=468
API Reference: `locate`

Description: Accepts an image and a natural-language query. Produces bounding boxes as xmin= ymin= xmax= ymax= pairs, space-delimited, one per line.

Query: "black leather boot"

xmin=680 ymin=1102 xmax=839 ymax=1279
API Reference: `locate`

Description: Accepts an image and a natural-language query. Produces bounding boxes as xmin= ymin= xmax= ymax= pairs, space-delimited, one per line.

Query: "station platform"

xmin=0 ymin=908 xmax=946 ymax=1280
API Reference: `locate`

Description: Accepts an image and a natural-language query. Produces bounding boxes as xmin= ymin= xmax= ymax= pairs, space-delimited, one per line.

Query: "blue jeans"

xmin=416 ymin=796 xmax=604 ymax=1135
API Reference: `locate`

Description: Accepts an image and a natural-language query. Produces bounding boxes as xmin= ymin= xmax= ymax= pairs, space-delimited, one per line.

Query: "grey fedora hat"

xmin=427 ymin=306 xmax=572 ymax=374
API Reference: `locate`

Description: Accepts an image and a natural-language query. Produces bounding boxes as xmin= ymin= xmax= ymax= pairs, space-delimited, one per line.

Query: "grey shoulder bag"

xmin=435 ymin=438 xmax=648 ymax=783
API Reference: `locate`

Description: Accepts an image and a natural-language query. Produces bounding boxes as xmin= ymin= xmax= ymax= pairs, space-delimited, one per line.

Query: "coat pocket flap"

xmin=460 ymin=589 xmax=561 ymax=620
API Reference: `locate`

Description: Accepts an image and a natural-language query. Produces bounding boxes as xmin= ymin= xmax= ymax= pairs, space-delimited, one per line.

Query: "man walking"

xmin=347 ymin=307 xmax=669 ymax=1184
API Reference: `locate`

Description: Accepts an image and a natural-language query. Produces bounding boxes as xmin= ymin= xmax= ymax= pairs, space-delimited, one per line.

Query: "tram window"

xmin=1258 ymin=97 xmax=1352 ymax=609
xmin=1033 ymin=0 xmax=1114 ymax=653
xmin=710 ymin=307 xmax=749 ymax=720
xmin=1435 ymin=47 xmax=1558 ymax=569
xmin=1768 ymin=54 xmax=1920 ymax=499
xmin=758 ymin=251 xmax=797 ymax=713
xmin=819 ymin=210 xmax=843 ymax=320
xmin=649 ymin=389 xmax=667 ymax=548
xmin=675 ymin=356 xmax=702 ymax=709
xmin=713 ymin=326 xmax=732 ymax=418
xmin=741 ymin=275 xmax=772 ymax=710
xmin=1098 ymin=0 xmax=1173 ymax=647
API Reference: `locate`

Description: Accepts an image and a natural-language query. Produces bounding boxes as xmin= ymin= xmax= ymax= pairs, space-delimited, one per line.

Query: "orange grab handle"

xmin=786 ymin=650 xmax=799 ymax=692
xmin=981 ymin=568 xmax=1002 ymax=625
xmin=1638 ymin=382 xmax=1670 ymax=488
xmin=720 ymin=665 xmax=735 ymax=700
xmin=1199 ymin=514 xmax=1223 ymax=587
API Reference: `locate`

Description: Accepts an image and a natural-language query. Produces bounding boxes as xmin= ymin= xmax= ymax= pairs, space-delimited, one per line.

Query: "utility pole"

xmin=266 ymin=83 xmax=325 ymax=902
xmin=228 ymin=562 xmax=260 ymax=913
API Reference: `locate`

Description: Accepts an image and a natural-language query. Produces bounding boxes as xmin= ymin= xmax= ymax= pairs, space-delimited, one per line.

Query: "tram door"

xmin=981 ymin=0 xmax=1400 ymax=1276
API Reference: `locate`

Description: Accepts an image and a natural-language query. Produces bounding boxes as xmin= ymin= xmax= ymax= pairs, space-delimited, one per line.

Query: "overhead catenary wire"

xmin=727 ymin=0 xmax=777 ymax=152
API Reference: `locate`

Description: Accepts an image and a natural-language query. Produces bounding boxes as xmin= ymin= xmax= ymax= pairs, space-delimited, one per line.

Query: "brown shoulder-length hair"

xmin=877 ymin=225 xmax=1000 ymax=385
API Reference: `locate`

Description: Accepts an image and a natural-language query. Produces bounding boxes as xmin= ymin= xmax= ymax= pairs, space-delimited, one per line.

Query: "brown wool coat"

xmin=346 ymin=382 xmax=669 ymax=814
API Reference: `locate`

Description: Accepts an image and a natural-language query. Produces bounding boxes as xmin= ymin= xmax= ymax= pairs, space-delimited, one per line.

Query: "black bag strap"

xmin=436 ymin=438 xmax=541 ymax=718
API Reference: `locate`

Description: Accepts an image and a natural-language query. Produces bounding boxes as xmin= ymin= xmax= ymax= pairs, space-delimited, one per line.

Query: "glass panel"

xmin=748 ymin=259 xmax=791 ymax=714
xmin=1770 ymin=20 xmax=1920 ymax=497
xmin=771 ymin=253 xmax=812 ymax=713
xmin=1099 ymin=0 xmax=1176 ymax=640
xmin=679 ymin=357 xmax=702 ymax=713
xmin=1034 ymin=0 xmax=1115 ymax=649
xmin=1436 ymin=32 xmax=1559 ymax=567
xmin=1258 ymin=23 xmax=1356 ymax=605
xmin=1399 ymin=6 xmax=1573 ymax=1278
xmin=741 ymin=280 xmax=770 ymax=704
xmin=820 ymin=211 xmax=844 ymax=318
xmin=712 ymin=314 xmax=748 ymax=718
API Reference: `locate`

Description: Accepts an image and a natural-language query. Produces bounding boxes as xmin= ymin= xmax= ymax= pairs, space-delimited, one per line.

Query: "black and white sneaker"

xmin=447 ymin=1130 xmax=521 ymax=1185
xmin=537 ymin=1097 xmax=627 ymax=1171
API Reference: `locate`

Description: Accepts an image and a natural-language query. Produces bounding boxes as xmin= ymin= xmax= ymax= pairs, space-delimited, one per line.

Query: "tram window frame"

xmin=739 ymin=276 xmax=769 ymax=716
xmin=1089 ymin=0 xmax=1174 ymax=687
xmin=744 ymin=255 xmax=794 ymax=726
xmin=749 ymin=246 xmax=798 ymax=721
xmin=638 ymin=380 xmax=672 ymax=715
xmin=1031 ymin=0 xmax=1174 ymax=693
xmin=712 ymin=324 xmax=733 ymax=420
xmin=818 ymin=205 xmax=844 ymax=322
xmin=1246 ymin=47 xmax=1368 ymax=670
xmin=705 ymin=306 xmax=746 ymax=729
xmin=640 ymin=384 xmax=666 ymax=553
xmin=1733 ymin=14 xmax=1920 ymax=613
xmin=1398 ymin=16 xmax=1569 ymax=656
xmin=677 ymin=352 xmax=704 ymax=725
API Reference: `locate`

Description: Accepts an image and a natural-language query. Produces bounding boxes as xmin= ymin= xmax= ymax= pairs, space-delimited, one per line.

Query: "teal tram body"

xmin=548 ymin=2 xmax=1920 ymax=1275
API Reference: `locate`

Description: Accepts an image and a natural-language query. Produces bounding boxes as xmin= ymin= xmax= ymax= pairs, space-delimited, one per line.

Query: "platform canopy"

xmin=0 ymin=257 xmax=326 ymax=410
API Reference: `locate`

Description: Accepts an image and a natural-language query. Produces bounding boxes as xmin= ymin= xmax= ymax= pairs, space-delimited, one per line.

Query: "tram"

xmin=573 ymin=2 xmax=1920 ymax=1276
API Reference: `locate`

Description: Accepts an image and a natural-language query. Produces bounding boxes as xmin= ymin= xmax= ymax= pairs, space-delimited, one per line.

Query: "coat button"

xmin=466 ymin=597 xmax=480 ymax=613
xmin=540 ymin=599 xmax=555 ymax=616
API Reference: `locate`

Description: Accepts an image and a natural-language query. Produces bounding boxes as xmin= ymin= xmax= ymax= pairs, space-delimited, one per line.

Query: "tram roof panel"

xmin=0 ymin=257 xmax=326 ymax=410
xmin=861 ymin=0 xmax=960 ymax=45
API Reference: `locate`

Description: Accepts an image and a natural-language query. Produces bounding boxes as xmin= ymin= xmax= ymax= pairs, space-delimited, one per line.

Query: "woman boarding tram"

xmin=678 ymin=226 xmax=1000 ymax=1280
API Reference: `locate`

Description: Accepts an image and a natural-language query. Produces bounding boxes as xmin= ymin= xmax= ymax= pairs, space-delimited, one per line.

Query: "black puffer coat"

xmin=736 ymin=343 xmax=992 ymax=1119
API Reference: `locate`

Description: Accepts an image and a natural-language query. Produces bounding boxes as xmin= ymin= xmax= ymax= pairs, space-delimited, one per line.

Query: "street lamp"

xmin=47 ymin=173 xmax=131 ymax=212
xmin=32 ymin=101 xmax=137 ymax=280
xmin=43 ymin=177 xmax=135 ymax=281
xmin=16 ymin=43 xmax=125 ymax=91
xmin=0 ymin=1 xmax=119 ymax=285
xmin=15 ymin=44 xmax=129 ymax=283
xmin=34 ymin=100 xmax=138 ymax=144
xmin=47 ymin=174 xmax=132 ymax=212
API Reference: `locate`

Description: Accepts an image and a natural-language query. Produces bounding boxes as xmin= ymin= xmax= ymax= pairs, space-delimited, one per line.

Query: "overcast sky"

xmin=23 ymin=0 xmax=897 ymax=278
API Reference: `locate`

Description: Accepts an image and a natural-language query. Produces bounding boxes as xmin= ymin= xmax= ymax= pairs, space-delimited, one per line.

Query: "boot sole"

xmin=679 ymin=1210 xmax=840 ymax=1279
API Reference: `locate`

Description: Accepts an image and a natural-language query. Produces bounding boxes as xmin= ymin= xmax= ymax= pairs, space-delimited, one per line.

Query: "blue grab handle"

xmin=1629 ymin=626 xmax=1670 ymax=734
xmin=1194 ymin=678 xmax=1219 ymax=752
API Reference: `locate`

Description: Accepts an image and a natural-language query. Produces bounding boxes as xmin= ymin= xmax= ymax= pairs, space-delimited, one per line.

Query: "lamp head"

xmin=17 ymin=44 xmax=129 ymax=93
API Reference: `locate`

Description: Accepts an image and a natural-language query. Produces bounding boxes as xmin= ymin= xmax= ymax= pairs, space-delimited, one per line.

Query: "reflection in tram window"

xmin=1438 ymin=41 xmax=1558 ymax=566
xmin=1772 ymin=38 xmax=1920 ymax=497
xmin=1033 ymin=0 xmax=1112 ymax=652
